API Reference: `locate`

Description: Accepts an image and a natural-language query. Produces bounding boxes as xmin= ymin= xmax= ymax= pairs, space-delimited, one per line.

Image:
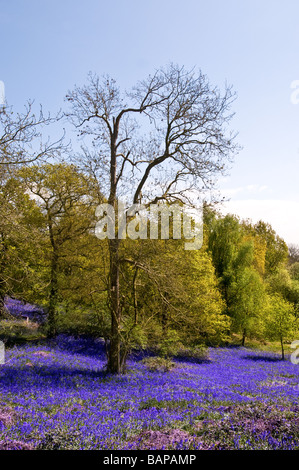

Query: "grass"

xmin=227 ymin=333 xmax=290 ymax=355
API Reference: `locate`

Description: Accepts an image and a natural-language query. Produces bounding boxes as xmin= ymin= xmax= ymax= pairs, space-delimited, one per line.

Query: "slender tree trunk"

xmin=161 ymin=293 xmax=168 ymax=334
xmin=0 ymin=238 xmax=9 ymax=319
xmin=108 ymin=238 xmax=122 ymax=373
xmin=47 ymin=213 xmax=58 ymax=338
xmin=241 ymin=328 xmax=246 ymax=347
xmin=133 ymin=267 xmax=138 ymax=325
xmin=0 ymin=293 xmax=7 ymax=319
xmin=0 ymin=283 xmax=10 ymax=319
xmin=48 ymin=250 xmax=58 ymax=337
xmin=107 ymin=121 xmax=126 ymax=374
xmin=280 ymin=336 xmax=285 ymax=360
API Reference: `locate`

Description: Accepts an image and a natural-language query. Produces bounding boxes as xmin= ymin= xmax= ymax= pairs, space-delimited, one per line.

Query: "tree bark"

xmin=280 ymin=336 xmax=285 ymax=360
xmin=47 ymin=213 xmax=58 ymax=338
xmin=0 ymin=293 xmax=8 ymax=319
xmin=0 ymin=285 xmax=10 ymax=319
xmin=161 ymin=292 xmax=169 ymax=334
xmin=108 ymin=237 xmax=122 ymax=373
xmin=241 ymin=328 xmax=246 ymax=347
xmin=48 ymin=250 xmax=58 ymax=337
xmin=133 ymin=267 xmax=138 ymax=325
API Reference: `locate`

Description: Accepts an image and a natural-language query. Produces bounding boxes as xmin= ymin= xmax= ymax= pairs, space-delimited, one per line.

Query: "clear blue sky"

xmin=1 ymin=0 xmax=299 ymax=244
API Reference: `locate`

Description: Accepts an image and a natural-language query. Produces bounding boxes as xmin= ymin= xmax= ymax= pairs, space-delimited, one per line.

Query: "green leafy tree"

xmin=268 ymin=266 xmax=299 ymax=318
xmin=18 ymin=163 xmax=101 ymax=336
xmin=0 ymin=175 xmax=45 ymax=317
xmin=207 ymin=213 xmax=242 ymax=306
xmin=118 ymin=234 xmax=229 ymax=358
xmin=254 ymin=221 xmax=288 ymax=275
xmin=228 ymin=267 xmax=266 ymax=345
xmin=288 ymin=262 xmax=299 ymax=281
xmin=207 ymin=213 xmax=270 ymax=344
xmin=0 ymin=97 xmax=65 ymax=316
xmin=264 ymin=294 xmax=297 ymax=360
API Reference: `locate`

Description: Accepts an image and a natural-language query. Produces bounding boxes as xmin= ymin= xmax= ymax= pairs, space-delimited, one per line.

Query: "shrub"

xmin=142 ymin=356 xmax=176 ymax=372
xmin=0 ymin=319 xmax=43 ymax=345
xmin=55 ymin=303 xmax=109 ymax=338
xmin=175 ymin=345 xmax=209 ymax=363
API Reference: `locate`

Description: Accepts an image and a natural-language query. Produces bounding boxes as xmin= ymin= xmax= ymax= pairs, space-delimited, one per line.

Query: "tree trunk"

xmin=280 ymin=336 xmax=285 ymax=360
xmin=133 ymin=267 xmax=138 ymax=325
xmin=107 ymin=121 xmax=125 ymax=374
xmin=161 ymin=289 xmax=170 ymax=334
xmin=241 ymin=328 xmax=246 ymax=347
xmin=0 ymin=289 xmax=11 ymax=320
xmin=47 ymin=250 xmax=58 ymax=337
xmin=47 ymin=212 xmax=59 ymax=338
xmin=0 ymin=293 xmax=8 ymax=319
xmin=107 ymin=237 xmax=122 ymax=373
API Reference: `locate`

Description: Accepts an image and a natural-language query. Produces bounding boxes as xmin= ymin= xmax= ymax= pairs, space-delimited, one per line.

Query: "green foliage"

xmin=55 ymin=302 xmax=109 ymax=338
xmin=15 ymin=163 xmax=103 ymax=335
xmin=176 ymin=345 xmax=209 ymax=362
xmin=156 ymin=329 xmax=182 ymax=358
xmin=289 ymin=262 xmax=299 ymax=281
xmin=207 ymin=214 xmax=242 ymax=292
xmin=0 ymin=160 xmax=296 ymax=359
xmin=253 ymin=221 xmax=288 ymax=274
xmin=264 ymin=294 xmax=298 ymax=359
xmin=267 ymin=268 xmax=293 ymax=298
xmin=0 ymin=174 xmax=46 ymax=307
xmin=205 ymin=211 xmax=299 ymax=349
xmin=228 ymin=267 xmax=267 ymax=343
xmin=266 ymin=268 xmax=299 ymax=315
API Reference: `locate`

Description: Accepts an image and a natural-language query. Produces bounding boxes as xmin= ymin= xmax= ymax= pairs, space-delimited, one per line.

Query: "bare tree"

xmin=0 ymin=101 xmax=65 ymax=170
xmin=288 ymin=243 xmax=299 ymax=265
xmin=66 ymin=63 xmax=239 ymax=373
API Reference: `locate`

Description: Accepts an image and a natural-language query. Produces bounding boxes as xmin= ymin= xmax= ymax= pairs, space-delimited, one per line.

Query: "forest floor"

xmin=0 ymin=334 xmax=298 ymax=450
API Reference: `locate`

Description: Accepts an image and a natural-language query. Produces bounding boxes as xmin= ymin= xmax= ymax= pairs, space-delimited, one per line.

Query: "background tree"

xmin=253 ymin=221 xmax=288 ymax=275
xmin=241 ymin=219 xmax=267 ymax=277
xmin=18 ymin=163 xmax=101 ymax=336
xmin=264 ymin=294 xmax=297 ymax=360
xmin=207 ymin=213 xmax=270 ymax=344
xmin=267 ymin=266 xmax=299 ymax=318
xmin=207 ymin=213 xmax=243 ymax=306
xmin=0 ymin=101 xmax=63 ymax=168
xmin=228 ymin=266 xmax=266 ymax=345
xmin=0 ymin=97 xmax=66 ymax=317
xmin=0 ymin=175 xmax=45 ymax=317
xmin=112 ymin=232 xmax=228 ymax=365
xmin=288 ymin=244 xmax=299 ymax=265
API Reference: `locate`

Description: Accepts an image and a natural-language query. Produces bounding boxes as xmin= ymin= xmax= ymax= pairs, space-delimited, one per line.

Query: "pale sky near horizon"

xmin=1 ymin=0 xmax=299 ymax=245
